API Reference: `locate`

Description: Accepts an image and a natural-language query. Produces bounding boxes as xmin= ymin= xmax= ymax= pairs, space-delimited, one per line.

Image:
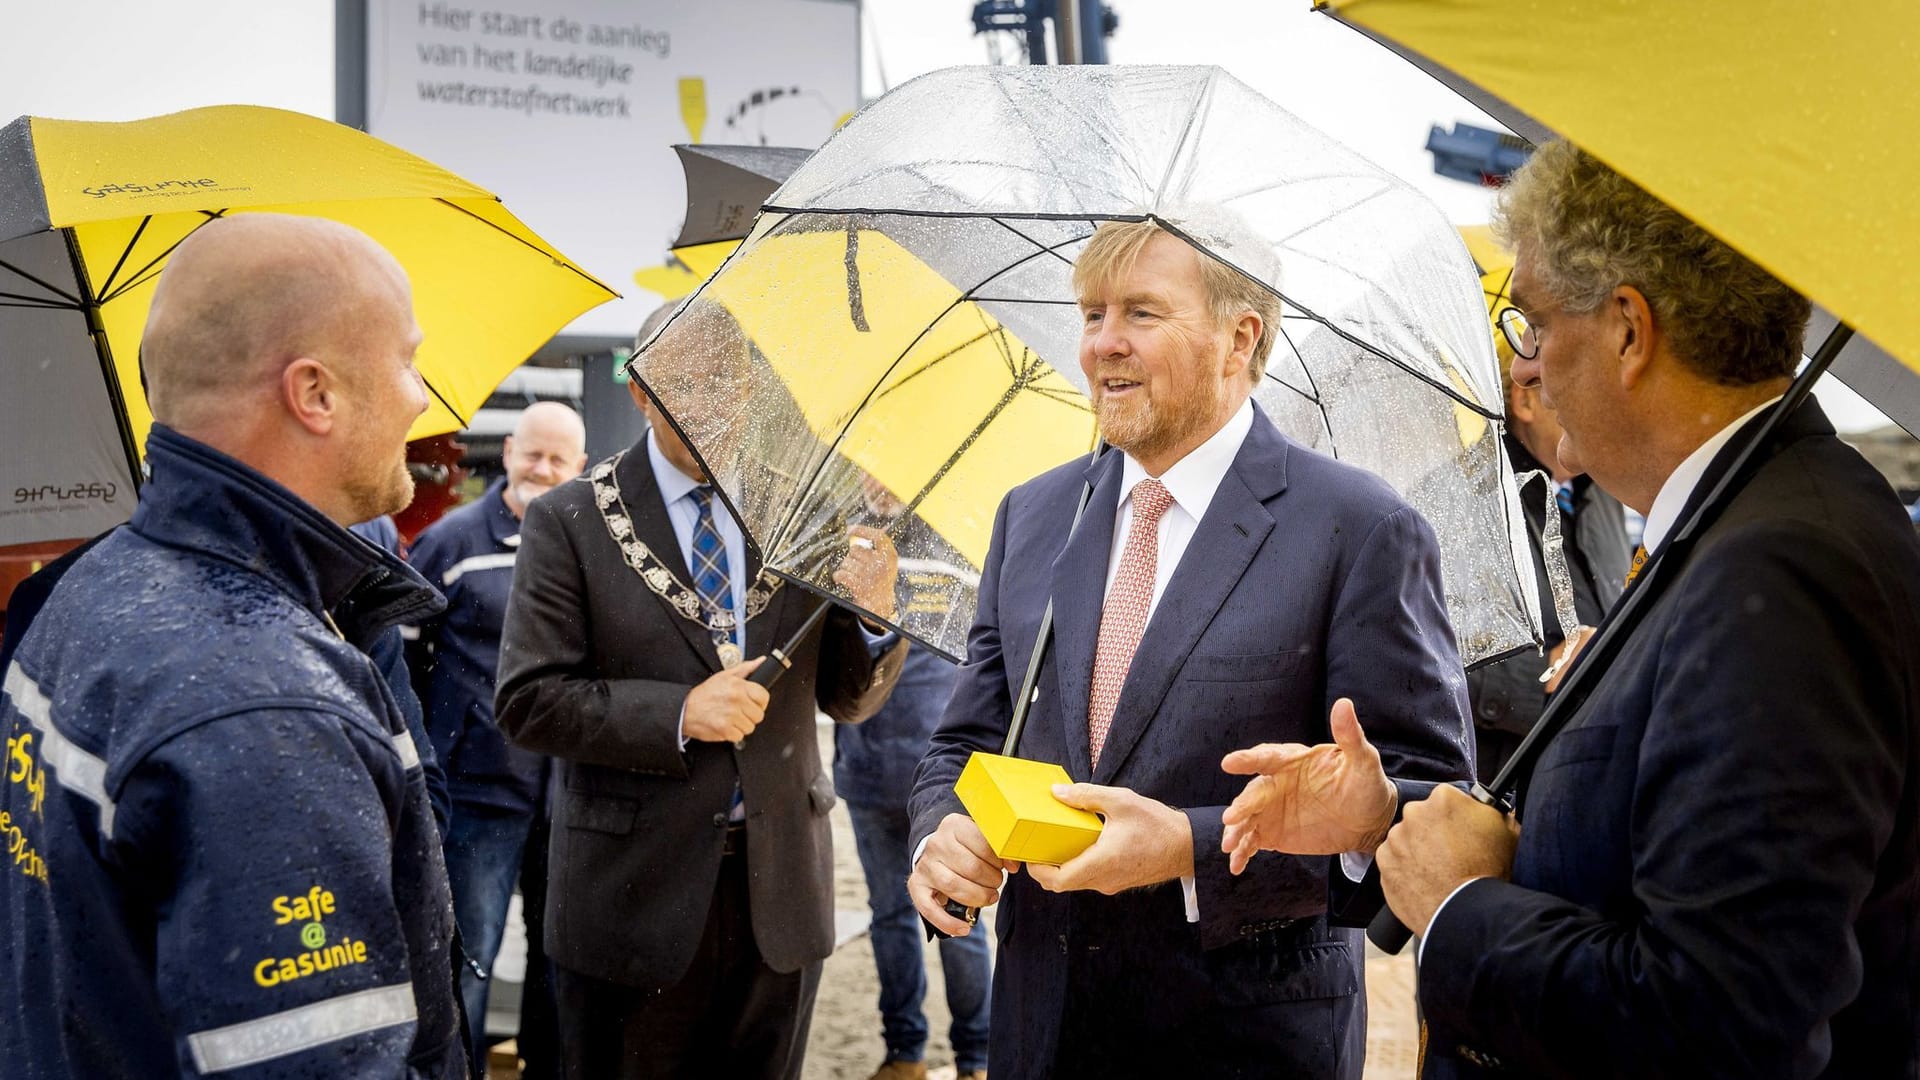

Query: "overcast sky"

xmin=0 ymin=0 xmax=1891 ymax=430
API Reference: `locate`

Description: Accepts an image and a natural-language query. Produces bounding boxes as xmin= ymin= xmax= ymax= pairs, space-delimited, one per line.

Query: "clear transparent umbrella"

xmin=640 ymin=64 xmax=1542 ymax=666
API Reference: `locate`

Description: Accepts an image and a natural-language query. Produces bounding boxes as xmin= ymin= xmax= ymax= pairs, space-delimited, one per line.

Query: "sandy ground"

xmin=490 ymin=722 xmax=1421 ymax=1079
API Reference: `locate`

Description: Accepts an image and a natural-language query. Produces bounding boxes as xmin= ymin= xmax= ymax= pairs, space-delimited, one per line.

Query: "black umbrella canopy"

xmin=670 ymin=144 xmax=813 ymax=249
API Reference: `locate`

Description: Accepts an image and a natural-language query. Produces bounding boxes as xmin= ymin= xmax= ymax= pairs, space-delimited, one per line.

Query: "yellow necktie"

xmin=1624 ymin=544 xmax=1649 ymax=586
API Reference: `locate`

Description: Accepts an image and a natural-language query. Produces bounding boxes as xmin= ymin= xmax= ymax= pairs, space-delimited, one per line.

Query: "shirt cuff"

xmin=1180 ymin=875 xmax=1199 ymax=922
xmin=860 ymin=622 xmax=900 ymax=654
xmin=1416 ymin=876 xmax=1489 ymax=964
xmin=911 ymin=834 xmax=930 ymax=868
xmin=676 ymin=699 xmax=689 ymax=751
xmin=1339 ymin=850 xmax=1372 ymax=882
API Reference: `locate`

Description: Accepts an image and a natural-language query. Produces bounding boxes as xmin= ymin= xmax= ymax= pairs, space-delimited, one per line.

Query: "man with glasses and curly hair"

xmin=1220 ymin=140 xmax=1920 ymax=1077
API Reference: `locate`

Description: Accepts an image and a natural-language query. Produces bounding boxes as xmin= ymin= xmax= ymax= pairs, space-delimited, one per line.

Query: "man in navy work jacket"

xmin=907 ymin=216 xmax=1474 ymax=1079
xmin=405 ymin=400 xmax=585 ymax=1068
xmin=0 ymin=214 xmax=465 ymax=1078
xmin=1223 ymin=142 xmax=1920 ymax=1077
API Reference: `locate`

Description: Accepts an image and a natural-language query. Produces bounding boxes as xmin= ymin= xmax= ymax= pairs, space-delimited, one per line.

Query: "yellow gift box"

xmin=954 ymin=752 xmax=1104 ymax=866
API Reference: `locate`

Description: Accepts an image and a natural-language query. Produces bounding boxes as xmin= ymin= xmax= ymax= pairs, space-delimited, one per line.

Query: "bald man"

xmin=0 ymin=214 xmax=467 ymax=1078
xmin=403 ymin=400 xmax=587 ymax=1069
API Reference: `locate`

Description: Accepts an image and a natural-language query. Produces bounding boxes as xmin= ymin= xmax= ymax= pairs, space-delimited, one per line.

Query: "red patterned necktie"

xmin=1089 ymin=477 xmax=1175 ymax=770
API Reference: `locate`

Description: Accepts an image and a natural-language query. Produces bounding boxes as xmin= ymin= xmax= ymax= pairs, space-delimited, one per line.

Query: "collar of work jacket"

xmin=135 ymin=425 xmax=445 ymax=647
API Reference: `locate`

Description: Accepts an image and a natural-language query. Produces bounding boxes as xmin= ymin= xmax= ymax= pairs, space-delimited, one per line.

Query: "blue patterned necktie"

xmin=1555 ymin=482 xmax=1576 ymax=519
xmin=689 ymin=487 xmax=736 ymax=649
xmin=691 ymin=486 xmax=747 ymax=819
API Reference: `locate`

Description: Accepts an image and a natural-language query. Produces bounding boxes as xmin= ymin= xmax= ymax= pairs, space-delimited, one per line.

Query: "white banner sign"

xmin=364 ymin=0 xmax=859 ymax=339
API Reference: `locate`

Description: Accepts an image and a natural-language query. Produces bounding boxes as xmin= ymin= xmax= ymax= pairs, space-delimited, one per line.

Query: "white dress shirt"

xmin=1638 ymin=395 xmax=1782 ymax=553
xmin=1418 ymin=395 xmax=1783 ymax=960
xmin=1104 ymin=400 xmax=1255 ymax=614
xmin=648 ymin=428 xmax=748 ymax=646
xmin=1106 ymin=400 xmax=1255 ymax=922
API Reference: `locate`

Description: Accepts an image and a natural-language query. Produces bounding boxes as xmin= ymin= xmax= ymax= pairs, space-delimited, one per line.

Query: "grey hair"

xmin=1494 ymin=141 xmax=1809 ymax=386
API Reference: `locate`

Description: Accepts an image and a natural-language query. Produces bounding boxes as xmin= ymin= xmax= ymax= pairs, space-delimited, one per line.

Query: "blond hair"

xmin=1494 ymin=141 xmax=1808 ymax=386
xmin=1073 ymin=218 xmax=1280 ymax=385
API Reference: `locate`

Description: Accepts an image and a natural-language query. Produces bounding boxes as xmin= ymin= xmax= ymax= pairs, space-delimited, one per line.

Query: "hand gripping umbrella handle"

xmin=1366 ymin=782 xmax=1504 ymax=953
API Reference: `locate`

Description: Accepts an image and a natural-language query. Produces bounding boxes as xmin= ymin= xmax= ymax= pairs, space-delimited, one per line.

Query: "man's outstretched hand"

xmin=1219 ymin=698 xmax=1397 ymax=874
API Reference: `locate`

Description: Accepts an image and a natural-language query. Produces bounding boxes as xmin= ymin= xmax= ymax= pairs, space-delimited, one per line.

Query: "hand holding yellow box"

xmin=954 ymin=752 xmax=1103 ymax=866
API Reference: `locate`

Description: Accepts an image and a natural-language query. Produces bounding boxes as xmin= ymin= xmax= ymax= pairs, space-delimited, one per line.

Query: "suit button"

xmin=1057 ymin=934 xmax=1068 ymax=955
xmin=712 ymin=813 xmax=728 ymax=827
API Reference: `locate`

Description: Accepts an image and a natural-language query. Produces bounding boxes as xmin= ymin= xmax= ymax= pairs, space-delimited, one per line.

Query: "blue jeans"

xmin=848 ymin=801 xmax=991 ymax=1072
xmin=443 ymin=803 xmax=532 ymax=1068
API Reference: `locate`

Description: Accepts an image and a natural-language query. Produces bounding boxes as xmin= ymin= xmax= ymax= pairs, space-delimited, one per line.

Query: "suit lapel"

xmin=617 ymin=447 xmax=724 ymax=671
xmin=1092 ymin=423 xmax=1286 ymax=784
xmin=1045 ymin=451 xmax=1124 ymax=780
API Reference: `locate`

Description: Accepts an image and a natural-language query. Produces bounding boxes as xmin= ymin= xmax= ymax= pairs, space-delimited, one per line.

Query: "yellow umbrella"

xmin=1457 ymin=224 xmax=1514 ymax=327
xmin=641 ymin=221 xmax=1095 ymax=660
xmin=1317 ymin=0 xmax=1920 ymax=432
xmin=701 ymin=227 xmax=1094 ymax=571
xmin=632 ymin=240 xmax=737 ymax=301
xmin=0 ymin=104 xmax=616 ymax=546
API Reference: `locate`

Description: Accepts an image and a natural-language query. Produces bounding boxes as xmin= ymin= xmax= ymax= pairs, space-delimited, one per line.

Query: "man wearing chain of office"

xmin=496 ymin=300 xmax=909 ymax=1079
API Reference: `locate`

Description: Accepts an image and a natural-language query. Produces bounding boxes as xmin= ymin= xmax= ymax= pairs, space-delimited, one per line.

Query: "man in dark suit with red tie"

xmin=907 ymin=217 xmax=1475 ymax=1079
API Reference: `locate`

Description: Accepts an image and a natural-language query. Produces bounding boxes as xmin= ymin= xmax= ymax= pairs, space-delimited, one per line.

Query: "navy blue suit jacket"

xmin=910 ymin=406 xmax=1473 ymax=1078
xmin=1420 ymin=400 xmax=1920 ymax=1078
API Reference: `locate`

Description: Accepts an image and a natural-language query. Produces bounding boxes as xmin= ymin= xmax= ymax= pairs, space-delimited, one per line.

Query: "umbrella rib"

xmin=421 ymin=375 xmax=468 ymax=429
xmin=1153 ymin=216 xmax=1500 ymax=421
xmin=431 ymin=198 xmax=611 ymax=294
xmin=99 ymin=209 xmax=226 ymax=305
xmin=1276 ymin=319 xmax=1336 ymax=451
xmin=1260 ymin=370 xmax=1320 ymax=405
xmin=990 ymin=216 xmax=1085 ymax=268
xmin=865 ymin=228 xmax=1087 ymax=401
xmin=95 ymin=215 xmax=152 ymax=300
xmin=1273 ymin=181 xmax=1398 ymax=247
xmin=1199 ymin=168 xmax=1402 ymax=212
xmin=1028 ymin=386 xmax=1095 ymax=411
xmin=895 ymin=347 xmax=1054 ymax=526
xmin=872 ymin=326 xmax=1003 ymax=401
xmin=0 ymin=291 xmax=81 ymax=310
xmin=0 ymin=256 xmax=83 ymax=306
xmin=763 ymin=205 xmax=1152 ymax=225
xmin=987 ymin=76 xmax=1153 ymax=200
xmin=1150 ymin=71 xmax=1214 ymax=208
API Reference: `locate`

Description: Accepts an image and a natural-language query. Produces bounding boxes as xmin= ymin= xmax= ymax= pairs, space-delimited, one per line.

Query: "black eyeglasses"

xmin=1495 ymin=306 xmax=1538 ymax=360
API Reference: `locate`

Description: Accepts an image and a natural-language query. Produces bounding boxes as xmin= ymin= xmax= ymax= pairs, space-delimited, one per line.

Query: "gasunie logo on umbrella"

xmin=81 ymin=178 xmax=220 ymax=199
xmin=12 ymin=482 xmax=117 ymax=506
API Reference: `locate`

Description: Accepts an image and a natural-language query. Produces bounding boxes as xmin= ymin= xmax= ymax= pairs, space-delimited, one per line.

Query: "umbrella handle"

xmin=1367 ymin=905 xmax=1415 ymax=954
xmin=1367 ymin=782 xmax=1505 ymax=954
xmin=747 ymin=599 xmax=833 ymax=688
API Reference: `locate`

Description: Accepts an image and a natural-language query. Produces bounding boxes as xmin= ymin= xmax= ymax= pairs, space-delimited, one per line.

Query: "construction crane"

xmin=1427 ymin=120 xmax=1534 ymax=187
xmin=972 ymin=0 xmax=1118 ymax=65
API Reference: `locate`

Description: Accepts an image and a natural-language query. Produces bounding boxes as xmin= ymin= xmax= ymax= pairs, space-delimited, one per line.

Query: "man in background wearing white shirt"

xmin=906 ymin=216 xmax=1474 ymax=1079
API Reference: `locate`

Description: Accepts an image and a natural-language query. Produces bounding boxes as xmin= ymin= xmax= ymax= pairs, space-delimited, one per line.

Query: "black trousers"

xmin=518 ymin=800 xmax=562 ymax=1080
xmin=554 ymin=845 xmax=823 ymax=1080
